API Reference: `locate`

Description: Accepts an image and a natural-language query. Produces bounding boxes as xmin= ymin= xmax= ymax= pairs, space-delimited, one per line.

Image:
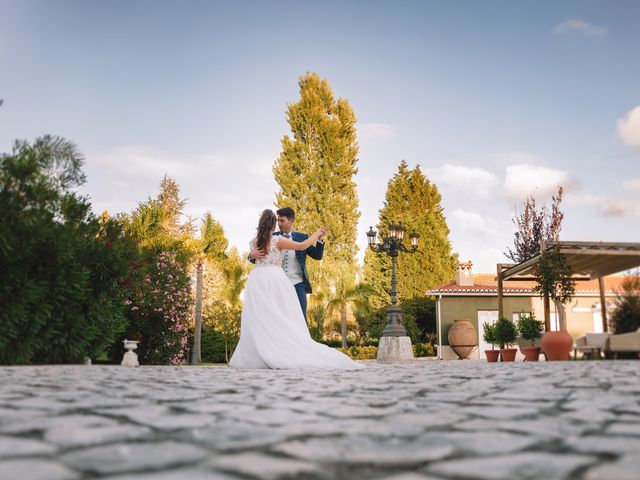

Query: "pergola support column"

xmin=544 ymin=291 xmax=551 ymax=332
xmin=497 ymin=264 xmax=504 ymax=318
xmin=598 ymin=276 xmax=608 ymax=332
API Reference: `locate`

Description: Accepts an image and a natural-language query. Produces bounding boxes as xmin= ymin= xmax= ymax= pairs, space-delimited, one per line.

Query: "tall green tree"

xmin=121 ymin=176 xmax=193 ymax=258
xmin=273 ymin=72 xmax=360 ymax=300
xmin=188 ymin=212 xmax=228 ymax=364
xmin=363 ymin=161 xmax=457 ymax=309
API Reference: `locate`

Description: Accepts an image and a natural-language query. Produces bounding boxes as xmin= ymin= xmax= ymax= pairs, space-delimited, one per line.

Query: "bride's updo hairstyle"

xmin=256 ymin=209 xmax=277 ymax=251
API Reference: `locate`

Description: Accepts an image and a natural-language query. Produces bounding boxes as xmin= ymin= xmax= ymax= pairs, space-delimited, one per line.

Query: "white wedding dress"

xmin=229 ymin=236 xmax=363 ymax=370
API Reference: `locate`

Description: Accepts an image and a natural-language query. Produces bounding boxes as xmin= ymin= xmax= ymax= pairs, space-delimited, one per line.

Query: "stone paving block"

xmin=0 ymin=413 xmax=117 ymax=434
xmin=102 ymin=467 xmax=242 ymax=480
xmin=459 ymin=405 xmax=543 ymax=420
xmin=210 ymin=452 xmax=320 ymax=479
xmin=61 ymin=441 xmax=210 ymax=474
xmin=0 ymin=407 xmax=47 ymax=424
xmin=179 ymin=422 xmax=290 ymax=451
xmin=226 ymin=407 xmax=323 ymax=426
xmin=0 ymin=436 xmax=57 ymax=457
xmin=584 ymin=455 xmax=640 ymax=480
xmin=273 ymin=435 xmax=454 ymax=466
xmin=427 ymin=452 xmax=597 ymax=479
xmin=418 ymin=430 xmax=539 ymax=455
xmin=562 ymin=407 xmax=618 ymax=423
xmin=374 ymin=474 xmax=444 ymax=480
xmin=44 ymin=423 xmax=153 ymax=448
xmin=455 ymin=417 xmax=596 ymax=439
xmin=606 ymin=422 xmax=640 ymax=436
xmin=564 ymin=435 xmax=640 ymax=454
xmin=0 ymin=458 xmax=79 ymax=480
xmin=97 ymin=404 xmax=217 ymax=431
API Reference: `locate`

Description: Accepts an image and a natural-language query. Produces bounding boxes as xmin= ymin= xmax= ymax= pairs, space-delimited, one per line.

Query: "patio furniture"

xmin=574 ymin=333 xmax=610 ymax=359
xmin=607 ymin=328 xmax=640 ymax=359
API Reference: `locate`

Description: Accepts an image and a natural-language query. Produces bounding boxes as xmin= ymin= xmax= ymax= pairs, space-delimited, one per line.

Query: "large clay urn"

xmin=448 ymin=319 xmax=477 ymax=359
xmin=541 ymin=331 xmax=573 ymax=361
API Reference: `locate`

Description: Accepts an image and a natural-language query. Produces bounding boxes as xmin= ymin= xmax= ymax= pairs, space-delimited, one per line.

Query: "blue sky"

xmin=2 ymin=0 xmax=639 ymax=272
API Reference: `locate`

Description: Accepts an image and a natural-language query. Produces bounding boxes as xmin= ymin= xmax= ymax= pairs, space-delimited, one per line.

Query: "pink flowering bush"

xmin=112 ymin=251 xmax=192 ymax=365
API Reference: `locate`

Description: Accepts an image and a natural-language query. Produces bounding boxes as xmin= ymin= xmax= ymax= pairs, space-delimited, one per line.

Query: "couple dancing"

xmin=229 ymin=207 xmax=363 ymax=370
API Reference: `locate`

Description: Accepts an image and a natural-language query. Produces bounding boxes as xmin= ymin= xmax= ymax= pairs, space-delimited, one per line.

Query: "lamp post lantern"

xmin=367 ymin=223 xmax=420 ymax=360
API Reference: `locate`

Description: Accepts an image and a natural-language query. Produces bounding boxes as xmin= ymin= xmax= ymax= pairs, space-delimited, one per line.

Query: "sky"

xmin=1 ymin=0 xmax=639 ymax=273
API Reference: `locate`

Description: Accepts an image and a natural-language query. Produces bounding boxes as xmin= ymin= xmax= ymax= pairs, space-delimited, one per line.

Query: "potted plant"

xmin=494 ymin=316 xmax=518 ymax=362
xmin=482 ymin=322 xmax=500 ymax=362
xmin=516 ymin=313 xmax=544 ymax=361
xmin=534 ymin=245 xmax=576 ymax=361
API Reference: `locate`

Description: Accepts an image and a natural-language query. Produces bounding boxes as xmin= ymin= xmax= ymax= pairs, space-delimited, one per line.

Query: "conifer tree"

xmin=273 ymin=73 xmax=360 ymax=296
xmin=363 ymin=161 xmax=457 ymax=309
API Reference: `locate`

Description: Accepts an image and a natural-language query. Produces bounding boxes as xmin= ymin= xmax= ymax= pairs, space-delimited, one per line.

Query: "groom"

xmin=249 ymin=207 xmax=325 ymax=321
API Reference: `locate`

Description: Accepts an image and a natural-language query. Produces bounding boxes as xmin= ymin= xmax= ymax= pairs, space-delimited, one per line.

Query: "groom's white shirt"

xmin=280 ymin=232 xmax=304 ymax=285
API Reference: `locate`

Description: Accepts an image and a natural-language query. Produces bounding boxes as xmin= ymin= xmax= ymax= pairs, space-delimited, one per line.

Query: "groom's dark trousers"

xmin=293 ymin=282 xmax=308 ymax=323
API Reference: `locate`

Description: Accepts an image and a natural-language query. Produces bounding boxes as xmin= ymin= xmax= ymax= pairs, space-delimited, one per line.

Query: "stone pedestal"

xmin=377 ymin=336 xmax=414 ymax=363
xmin=121 ymin=340 xmax=140 ymax=367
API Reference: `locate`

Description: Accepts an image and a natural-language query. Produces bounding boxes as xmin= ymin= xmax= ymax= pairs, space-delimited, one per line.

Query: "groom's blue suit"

xmin=273 ymin=231 xmax=324 ymax=321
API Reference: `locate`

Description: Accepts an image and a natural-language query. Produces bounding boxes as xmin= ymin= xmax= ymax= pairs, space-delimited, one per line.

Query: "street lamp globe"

xmin=366 ymin=226 xmax=377 ymax=247
xmin=410 ymin=232 xmax=420 ymax=249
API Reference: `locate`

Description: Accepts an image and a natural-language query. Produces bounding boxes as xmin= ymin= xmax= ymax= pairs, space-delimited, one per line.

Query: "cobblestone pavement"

xmin=1 ymin=360 xmax=640 ymax=480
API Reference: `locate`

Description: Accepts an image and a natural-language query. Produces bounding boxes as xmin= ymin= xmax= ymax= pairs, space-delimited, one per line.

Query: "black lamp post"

xmin=367 ymin=223 xmax=420 ymax=337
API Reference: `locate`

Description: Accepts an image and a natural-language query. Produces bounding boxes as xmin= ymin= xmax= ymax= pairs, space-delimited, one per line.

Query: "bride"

xmin=229 ymin=209 xmax=363 ymax=370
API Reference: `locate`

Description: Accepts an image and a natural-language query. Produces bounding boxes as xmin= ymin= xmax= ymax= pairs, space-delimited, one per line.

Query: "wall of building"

xmin=439 ymin=295 xmax=532 ymax=345
xmin=438 ymin=294 xmax=611 ymax=361
xmin=531 ymin=296 xmax=606 ymax=338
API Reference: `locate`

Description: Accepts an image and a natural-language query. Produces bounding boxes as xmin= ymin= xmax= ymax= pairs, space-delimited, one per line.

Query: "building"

xmin=427 ymin=262 xmax=626 ymax=360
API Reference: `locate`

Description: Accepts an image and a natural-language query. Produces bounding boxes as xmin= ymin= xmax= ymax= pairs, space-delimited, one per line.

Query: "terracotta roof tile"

xmin=428 ymin=274 xmax=627 ymax=295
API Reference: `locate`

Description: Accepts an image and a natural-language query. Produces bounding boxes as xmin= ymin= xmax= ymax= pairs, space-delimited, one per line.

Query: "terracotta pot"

xmin=541 ymin=331 xmax=573 ymax=361
xmin=485 ymin=349 xmax=500 ymax=362
xmin=522 ymin=346 xmax=541 ymax=362
xmin=447 ymin=319 xmax=477 ymax=359
xmin=500 ymin=348 xmax=517 ymax=362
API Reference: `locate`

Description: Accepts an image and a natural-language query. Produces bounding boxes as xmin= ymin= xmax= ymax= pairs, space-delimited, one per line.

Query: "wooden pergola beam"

xmin=496 ymin=240 xmax=640 ymax=334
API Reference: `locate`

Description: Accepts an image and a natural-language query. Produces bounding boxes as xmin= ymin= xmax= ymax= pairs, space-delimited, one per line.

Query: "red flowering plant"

xmin=115 ymin=250 xmax=193 ymax=365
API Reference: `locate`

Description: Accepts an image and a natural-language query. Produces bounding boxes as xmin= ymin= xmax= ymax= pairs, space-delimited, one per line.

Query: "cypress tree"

xmin=273 ymin=73 xmax=360 ymax=294
xmin=363 ymin=161 xmax=457 ymax=308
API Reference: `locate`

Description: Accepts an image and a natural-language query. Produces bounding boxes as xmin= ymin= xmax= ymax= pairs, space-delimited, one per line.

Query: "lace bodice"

xmin=252 ymin=236 xmax=283 ymax=267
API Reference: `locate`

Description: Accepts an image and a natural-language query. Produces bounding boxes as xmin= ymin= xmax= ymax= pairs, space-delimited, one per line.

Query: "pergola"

xmin=497 ymin=241 xmax=640 ymax=331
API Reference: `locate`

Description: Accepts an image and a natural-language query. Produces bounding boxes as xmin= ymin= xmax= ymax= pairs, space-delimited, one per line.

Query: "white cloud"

xmin=623 ymin=178 xmax=640 ymax=193
xmin=81 ymin=145 xmax=280 ymax=254
xmin=617 ymin=106 xmax=640 ymax=147
xmin=357 ymin=123 xmax=397 ymax=141
xmin=503 ymin=163 xmax=570 ymax=201
xmin=426 ymin=164 xmax=500 ymax=199
xmin=564 ymin=191 xmax=603 ymax=208
xmin=447 ymin=210 xmax=514 ymax=272
xmin=555 ymin=19 xmax=607 ymax=37
xmin=450 ymin=209 xmax=496 ymax=236
xmin=602 ymin=198 xmax=640 ymax=218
